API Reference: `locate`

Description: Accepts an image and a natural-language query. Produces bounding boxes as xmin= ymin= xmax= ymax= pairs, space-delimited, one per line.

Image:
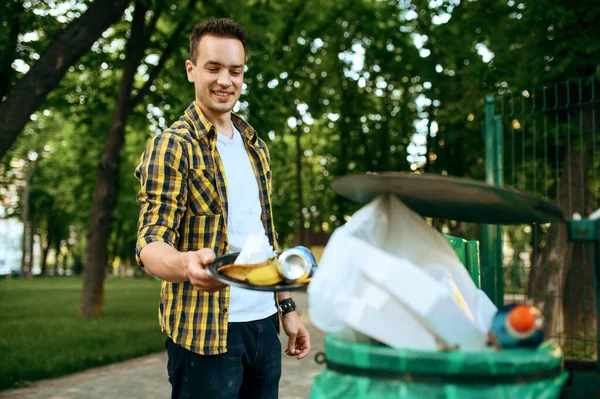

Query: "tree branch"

xmin=143 ymin=0 xmax=165 ymax=42
xmin=0 ymin=1 xmax=23 ymax=102
xmin=129 ymin=0 xmax=198 ymax=108
xmin=0 ymin=0 xmax=131 ymax=159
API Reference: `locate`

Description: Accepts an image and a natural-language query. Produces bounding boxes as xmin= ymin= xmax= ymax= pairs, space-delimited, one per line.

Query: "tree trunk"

xmin=80 ymin=0 xmax=195 ymax=316
xmin=0 ymin=0 xmax=130 ymax=159
xmin=360 ymin=128 xmax=372 ymax=170
xmin=530 ymin=105 xmax=596 ymax=342
xmin=335 ymin=49 xmax=352 ymax=224
xmin=81 ymin=0 xmax=148 ymax=317
xmin=562 ymin=104 xmax=597 ymax=357
xmin=28 ymin=211 xmax=36 ymax=276
xmin=53 ymin=239 xmax=61 ymax=275
xmin=530 ymin=211 xmax=569 ymax=338
xmin=107 ymin=218 xmax=122 ymax=277
xmin=20 ymin=158 xmax=38 ymax=278
xmin=20 ymin=218 xmax=33 ymax=278
xmin=356 ymin=83 xmax=372 ymax=170
xmin=73 ymin=254 xmax=84 ymax=276
xmin=424 ymin=102 xmax=436 ymax=173
xmin=527 ymin=223 xmax=545 ymax=296
xmin=62 ymin=241 xmax=70 ymax=274
xmin=393 ymin=84 xmax=413 ymax=173
xmin=40 ymin=238 xmax=50 ymax=276
xmin=294 ymin=114 xmax=306 ymax=246
xmin=378 ymin=91 xmax=391 ymax=172
xmin=338 ymin=80 xmax=351 ymax=176
xmin=20 ymin=210 xmax=31 ymax=278
xmin=39 ymin=204 xmax=55 ymax=276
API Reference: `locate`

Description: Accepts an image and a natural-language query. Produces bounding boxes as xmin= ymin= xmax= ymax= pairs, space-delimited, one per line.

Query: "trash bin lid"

xmin=332 ymin=173 xmax=564 ymax=224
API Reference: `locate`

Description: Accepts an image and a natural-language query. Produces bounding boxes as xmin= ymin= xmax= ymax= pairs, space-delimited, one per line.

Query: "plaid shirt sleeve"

xmin=134 ymin=133 xmax=189 ymax=267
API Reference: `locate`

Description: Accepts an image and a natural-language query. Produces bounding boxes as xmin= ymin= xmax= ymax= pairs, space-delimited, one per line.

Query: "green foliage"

xmin=1 ymin=0 xmax=599 ymax=268
xmin=0 ymin=276 xmax=164 ymax=390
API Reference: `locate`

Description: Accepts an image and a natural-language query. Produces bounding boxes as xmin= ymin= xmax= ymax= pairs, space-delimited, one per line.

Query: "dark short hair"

xmin=189 ymin=18 xmax=247 ymax=64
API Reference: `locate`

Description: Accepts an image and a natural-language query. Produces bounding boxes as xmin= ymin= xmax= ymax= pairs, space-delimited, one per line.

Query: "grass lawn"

xmin=0 ymin=276 xmax=165 ymax=390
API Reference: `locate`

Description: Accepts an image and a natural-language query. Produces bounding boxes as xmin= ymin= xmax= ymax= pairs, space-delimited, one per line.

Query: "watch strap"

xmin=279 ymin=298 xmax=296 ymax=316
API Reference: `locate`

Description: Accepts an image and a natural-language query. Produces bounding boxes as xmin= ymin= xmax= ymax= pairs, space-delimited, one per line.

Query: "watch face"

xmin=279 ymin=299 xmax=296 ymax=314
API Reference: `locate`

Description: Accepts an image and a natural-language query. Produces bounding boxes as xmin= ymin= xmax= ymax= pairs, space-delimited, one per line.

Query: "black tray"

xmin=332 ymin=172 xmax=565 ymax=225
xmin=206 ymin=252 xmax=309 ymax=292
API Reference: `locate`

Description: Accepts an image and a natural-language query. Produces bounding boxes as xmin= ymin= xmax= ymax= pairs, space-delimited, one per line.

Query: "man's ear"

xmin=185 ymin=60 xmax=195 ymax=83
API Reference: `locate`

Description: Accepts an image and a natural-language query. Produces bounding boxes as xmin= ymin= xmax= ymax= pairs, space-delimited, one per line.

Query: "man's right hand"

xmin=182 ymin=248 xmax=227 ymax=292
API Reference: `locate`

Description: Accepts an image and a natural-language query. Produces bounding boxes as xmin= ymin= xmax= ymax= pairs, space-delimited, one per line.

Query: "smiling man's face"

xmin=186 ymin=35 xmax=245 ymax=118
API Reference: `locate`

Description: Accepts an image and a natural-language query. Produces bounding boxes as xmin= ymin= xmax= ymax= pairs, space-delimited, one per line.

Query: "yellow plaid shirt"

xmin=135 ymin=102 xmax=277 ymax=355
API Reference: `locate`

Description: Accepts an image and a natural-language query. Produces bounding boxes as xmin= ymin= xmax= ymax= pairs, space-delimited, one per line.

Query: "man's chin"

xmin=196 ymin=96 xmax=237 ymax=114
xmin=210 ymin=104 xmax=234 ymax=113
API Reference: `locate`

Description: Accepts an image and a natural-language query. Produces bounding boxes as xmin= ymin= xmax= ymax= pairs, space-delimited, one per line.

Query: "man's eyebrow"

xmin=204 ymin=60 xmax=244 ymax=68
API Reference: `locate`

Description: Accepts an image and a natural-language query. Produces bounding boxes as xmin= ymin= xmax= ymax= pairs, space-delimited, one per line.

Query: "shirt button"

xmin=223 ymin=308 xmax=228 ymax=314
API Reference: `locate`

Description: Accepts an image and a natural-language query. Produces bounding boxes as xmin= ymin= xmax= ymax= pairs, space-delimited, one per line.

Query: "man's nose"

xmin=217 ymin=70 xmax=231 ymax=86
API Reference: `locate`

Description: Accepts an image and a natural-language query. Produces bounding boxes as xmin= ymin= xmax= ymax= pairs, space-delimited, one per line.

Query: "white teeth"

xmin=214 ymin=92 xmax=229 ymax=97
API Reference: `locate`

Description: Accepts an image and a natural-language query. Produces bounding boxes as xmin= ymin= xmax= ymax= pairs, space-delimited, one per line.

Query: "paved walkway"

xmin=0 ymin=293 xmax=326 ymax=399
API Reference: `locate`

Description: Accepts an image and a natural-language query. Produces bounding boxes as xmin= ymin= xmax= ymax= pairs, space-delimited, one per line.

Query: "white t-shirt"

xmin=216 ymin=123 xmax=276 ymax=322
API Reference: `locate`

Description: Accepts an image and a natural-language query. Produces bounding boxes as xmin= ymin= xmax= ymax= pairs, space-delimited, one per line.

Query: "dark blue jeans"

xmin=166 ymin=314 xmax=282 ymax=399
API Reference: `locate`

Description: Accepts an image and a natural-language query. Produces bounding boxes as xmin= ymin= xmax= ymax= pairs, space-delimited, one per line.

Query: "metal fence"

xmin=483 ymin=76 xmax=600 ymax=365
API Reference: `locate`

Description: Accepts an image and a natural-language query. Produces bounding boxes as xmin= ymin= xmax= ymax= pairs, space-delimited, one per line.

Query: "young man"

xmin=135 ymin=18 xmax=311 ymax=399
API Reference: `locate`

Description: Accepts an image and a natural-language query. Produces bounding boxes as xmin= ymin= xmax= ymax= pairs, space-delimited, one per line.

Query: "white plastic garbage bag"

xmin=308 ymin=194 xmax=497 ymax=351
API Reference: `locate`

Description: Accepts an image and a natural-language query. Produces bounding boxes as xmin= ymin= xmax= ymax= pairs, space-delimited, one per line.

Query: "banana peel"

xmin=296 ymin=274 xmax=311 ymax=284
xmin=219 ymin=259 xmax=272 ymax=281
xmin=247 ymin=262 xmax=283 ymax=286
xmin=219 ymin=257 xmax=312 ymax=287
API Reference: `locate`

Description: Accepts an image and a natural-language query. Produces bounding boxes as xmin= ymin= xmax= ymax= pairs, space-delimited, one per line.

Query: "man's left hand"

xmin=281 ymin=311 xmax=311 ymax=360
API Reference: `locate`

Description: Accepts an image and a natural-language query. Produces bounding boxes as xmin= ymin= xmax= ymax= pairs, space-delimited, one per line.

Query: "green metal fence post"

xmin=494 ymin=115 xmax=505 ymax=307
xmin=466 ymin=240 xmax=482 ymax=289
xmin=482 ymin=95 xmax=498 ymax=304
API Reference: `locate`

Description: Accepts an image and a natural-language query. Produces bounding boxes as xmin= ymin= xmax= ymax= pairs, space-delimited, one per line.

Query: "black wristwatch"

xmin=278 ymin=298 xmax=296 ymax=317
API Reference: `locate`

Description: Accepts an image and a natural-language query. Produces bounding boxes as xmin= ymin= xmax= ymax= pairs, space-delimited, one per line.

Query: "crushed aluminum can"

xmin=277 ymin=246 xmax=317 ymax=282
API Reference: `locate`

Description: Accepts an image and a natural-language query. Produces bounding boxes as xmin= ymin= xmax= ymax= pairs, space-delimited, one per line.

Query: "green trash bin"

xmin=310 ymin=334 xmax=569 ymax=399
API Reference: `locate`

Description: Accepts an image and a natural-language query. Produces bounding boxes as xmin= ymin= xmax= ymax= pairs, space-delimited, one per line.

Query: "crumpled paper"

xmin=234 ymin=233 xmax=277 ymax=265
